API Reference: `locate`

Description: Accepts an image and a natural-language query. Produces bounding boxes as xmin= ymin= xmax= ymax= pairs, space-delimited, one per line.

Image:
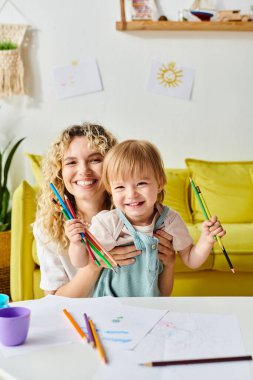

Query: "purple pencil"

xmin=84 ymin=313 xmax=95 ymax=347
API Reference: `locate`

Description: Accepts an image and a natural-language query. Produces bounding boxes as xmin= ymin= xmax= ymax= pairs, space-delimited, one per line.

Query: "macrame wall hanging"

xmin=0 ymin=23 xmax=28 ymax=97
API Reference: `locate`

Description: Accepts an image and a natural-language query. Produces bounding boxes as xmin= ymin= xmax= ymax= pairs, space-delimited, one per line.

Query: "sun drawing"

xmin=157 ymin=62 xmax=183 ymax=88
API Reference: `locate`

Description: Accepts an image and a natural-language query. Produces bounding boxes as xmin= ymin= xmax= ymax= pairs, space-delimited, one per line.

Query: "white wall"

xmin=0 ymin=0 xmax=253 ymax=191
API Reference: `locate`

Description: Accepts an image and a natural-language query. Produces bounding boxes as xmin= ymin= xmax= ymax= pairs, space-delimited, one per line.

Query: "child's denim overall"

xmin=92 ymin=206 xmax=169 ymax=297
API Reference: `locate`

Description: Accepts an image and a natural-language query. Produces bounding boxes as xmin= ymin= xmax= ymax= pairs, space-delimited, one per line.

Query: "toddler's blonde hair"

xmin=103 ymin=140 xmax=166 ymax=203
xmin=36 ymin=123 xmax=117 ymax=249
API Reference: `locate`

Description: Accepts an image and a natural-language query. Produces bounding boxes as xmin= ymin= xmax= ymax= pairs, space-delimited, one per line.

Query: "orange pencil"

xmin=89 ymin=319 xmax=108 ymax=364
xmin=63 ymin=309 xmax=86 ymax=341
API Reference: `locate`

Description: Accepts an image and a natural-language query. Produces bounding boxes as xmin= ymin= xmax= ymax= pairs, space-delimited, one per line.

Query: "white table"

xmin=0 ymin=297 xmax=252 ymax=380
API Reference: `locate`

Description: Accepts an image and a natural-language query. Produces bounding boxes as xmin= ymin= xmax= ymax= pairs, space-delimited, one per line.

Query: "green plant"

xmin=0 ymin=137 xmax=26 ymax=232
xmin=0 ymin=40 xmax=17 ymax=50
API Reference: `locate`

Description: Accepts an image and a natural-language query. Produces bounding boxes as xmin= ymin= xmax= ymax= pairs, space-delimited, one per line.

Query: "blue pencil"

xmin=49 ymin=182 xmax=72 ymax=219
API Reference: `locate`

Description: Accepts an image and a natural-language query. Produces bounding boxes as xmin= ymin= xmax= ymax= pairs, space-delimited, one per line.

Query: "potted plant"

xmin=0 ymin=137 xmax=26 ymax=296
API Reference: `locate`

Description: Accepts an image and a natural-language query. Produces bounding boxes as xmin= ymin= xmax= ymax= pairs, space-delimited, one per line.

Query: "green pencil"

xmin=189 ymin=178 xmax=235 ymax=274
xmin=87 ymin=238 xmax=116 ymax=272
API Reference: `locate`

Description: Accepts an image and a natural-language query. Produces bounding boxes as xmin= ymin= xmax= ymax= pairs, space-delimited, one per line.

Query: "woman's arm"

xmin=44 ymin=244 xmax=141 ymax=297
xmin=155 ymin=230 xmax=176 ymax=296
xmin=53 ymin=263 xmax=102 ymax=297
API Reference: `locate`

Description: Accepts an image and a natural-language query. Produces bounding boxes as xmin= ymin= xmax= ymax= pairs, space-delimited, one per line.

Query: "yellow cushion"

xmin=185 ymin=159 xmax=253 ymax=223
xmin=10 ymin=181 xmax=39 ymax=301
xmin=25 ymin=153 xmax=43 ymax=185
xmin=164 ymin=169 xmax=192 ymax=223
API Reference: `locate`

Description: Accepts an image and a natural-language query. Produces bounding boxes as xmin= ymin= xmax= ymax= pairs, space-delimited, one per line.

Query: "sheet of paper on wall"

xmin=53 ymin=59 xmax=103 ymax=100
xmin=147 ymin=59 xmax=195 ymax=101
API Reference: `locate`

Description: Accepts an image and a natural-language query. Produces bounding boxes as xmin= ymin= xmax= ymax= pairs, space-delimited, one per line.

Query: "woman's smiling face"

xmin=62 ymin=136 xmax=105 ymax=202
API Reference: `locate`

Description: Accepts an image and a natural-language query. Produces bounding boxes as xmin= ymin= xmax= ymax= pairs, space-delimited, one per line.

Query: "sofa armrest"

xmin=10 ymin=181 xmax=38 ymax=301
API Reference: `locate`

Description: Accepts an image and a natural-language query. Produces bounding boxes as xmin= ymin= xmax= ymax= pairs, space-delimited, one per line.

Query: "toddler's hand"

xmin=201 ymin=215 xmax=226 ymax=244
xmin=65 ymin=219 xmax=85 ymax=244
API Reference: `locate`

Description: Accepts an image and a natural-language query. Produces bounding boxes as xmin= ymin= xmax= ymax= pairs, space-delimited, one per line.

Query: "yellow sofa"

xmin=10 ymin=158 xmax=253 ymax=301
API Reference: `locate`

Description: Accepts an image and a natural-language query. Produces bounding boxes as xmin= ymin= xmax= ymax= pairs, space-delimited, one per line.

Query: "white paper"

xmin=0 ymin=296 xmax=167 ymax=357
xmin=94 ymin=312 xmax=252 ymax=380
xmin=147 ymin=59 xmax=195 ymax=100
xmin=53 ymin=59 xmax=103 ymax=99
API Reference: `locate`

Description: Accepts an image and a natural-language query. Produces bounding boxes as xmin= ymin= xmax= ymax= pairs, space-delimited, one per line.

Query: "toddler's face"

xmin=110 ymin=169 xmax=161 ymax=226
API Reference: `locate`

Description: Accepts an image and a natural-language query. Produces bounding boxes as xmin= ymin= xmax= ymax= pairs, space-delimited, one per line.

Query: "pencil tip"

xmin=231 ymin=268 xmax=235 ymax=274
xmin=117 ymin=264 xmax=121 ymax=268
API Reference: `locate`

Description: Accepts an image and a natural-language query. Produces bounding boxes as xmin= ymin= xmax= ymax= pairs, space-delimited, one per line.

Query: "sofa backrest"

xmin=186 ymin=159 xmax=253 ymax=223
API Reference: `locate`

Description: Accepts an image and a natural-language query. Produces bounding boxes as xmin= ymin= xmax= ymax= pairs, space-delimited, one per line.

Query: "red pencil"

xmin=64 ymin=195 xmax=77 ymax=219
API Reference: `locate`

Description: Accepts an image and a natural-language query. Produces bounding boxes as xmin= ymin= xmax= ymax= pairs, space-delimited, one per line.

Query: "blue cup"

xmin=0 ymin=294 xmax=9 ymax=308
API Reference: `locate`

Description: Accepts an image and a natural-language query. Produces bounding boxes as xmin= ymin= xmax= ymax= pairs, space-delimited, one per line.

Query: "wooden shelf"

xmin=116 ymin=20 xmax=253 ymax=32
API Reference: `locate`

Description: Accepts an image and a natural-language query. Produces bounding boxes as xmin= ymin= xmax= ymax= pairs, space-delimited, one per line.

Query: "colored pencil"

xmin=63 ymin=309 xmax=86 ymax=340
xmin=51 ymin=197 xmax=61 ymax=211
xmin=86 ymin=238 xmax=116 ymax=272
xmin=196 ymin=185 xmax=235 ymax=273
xmin=50 ymin=182 xmax=72 ymax=219
xmin=89 ymin=319 xmax=108 ymax=364
xmin=50 ymin=183 xmax=116 ymax=270
xmin=84 ymin=313 xmax=95 ymax=347
xmin=189 ymin=178 xmax=235 ymax=274
xmin=64 ymin=195 xmax=76 ymax=219
xmin=63 ymin=194 xmax=103 ymax=267
xmin=85 ymin=230 xmax=120 ymax=268
xmin=50 ymin=185 xmax=100 ymax=266
xmin=140 ymin=355 xmax=252 ymax=367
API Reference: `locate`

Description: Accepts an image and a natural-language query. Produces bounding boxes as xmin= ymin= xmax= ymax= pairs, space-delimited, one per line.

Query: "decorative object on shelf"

xmin=190 ymin=0 xmax=215 ymax=21
xmin=190 ymin=10 xmax=214 ymax=21
xmin=131 ymin=0 xmax=157 ymax=20
xmin=158 ymin=15 xmax=168 ymax=21
xmin=217 ymin=10 xmax=251 ymax=22
xmin=0 ymin=24 xmax=28 ymax=97
xmin=0 ymin=137 xmax=25 ymax=297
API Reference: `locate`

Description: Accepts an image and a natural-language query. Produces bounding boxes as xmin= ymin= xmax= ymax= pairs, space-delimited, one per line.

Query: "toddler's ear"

xmin=157 ymin=183 xmax=164 ymax=193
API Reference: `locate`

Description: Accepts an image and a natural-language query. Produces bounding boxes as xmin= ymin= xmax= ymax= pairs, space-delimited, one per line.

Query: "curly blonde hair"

xmin=103 ymin=140 xmax=167 ymax=204
xmin=36 ymin=123 xmax=117 ymax=249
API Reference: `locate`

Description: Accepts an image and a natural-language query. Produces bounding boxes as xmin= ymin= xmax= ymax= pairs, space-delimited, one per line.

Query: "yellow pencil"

xmin=63 ymin=309 xmax=87 ymax=340
xmin=89 ymin=319 xmax=108 ymax=364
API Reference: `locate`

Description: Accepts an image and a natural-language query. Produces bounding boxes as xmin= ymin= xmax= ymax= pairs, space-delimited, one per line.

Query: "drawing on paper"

xmin=157 ymin=62 xmax=183 ymax=88
xmin=112 ymin=316 xmax=123 ymax=323
xmin=147 ymin=58 xmax=195 ymax=100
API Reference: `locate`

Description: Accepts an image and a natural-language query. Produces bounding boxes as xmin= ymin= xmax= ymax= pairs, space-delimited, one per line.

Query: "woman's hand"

xmin=154 ymin=229 xmax=175 ymax=267
xmin=104 ymin=245 xmax=141 ymax=268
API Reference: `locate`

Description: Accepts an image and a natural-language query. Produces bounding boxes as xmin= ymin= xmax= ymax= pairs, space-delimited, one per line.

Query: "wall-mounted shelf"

xmin=116 ymin=20 xmax=253 ymax=32
xmin=117 ymin=0 xmax=253 ymax=32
